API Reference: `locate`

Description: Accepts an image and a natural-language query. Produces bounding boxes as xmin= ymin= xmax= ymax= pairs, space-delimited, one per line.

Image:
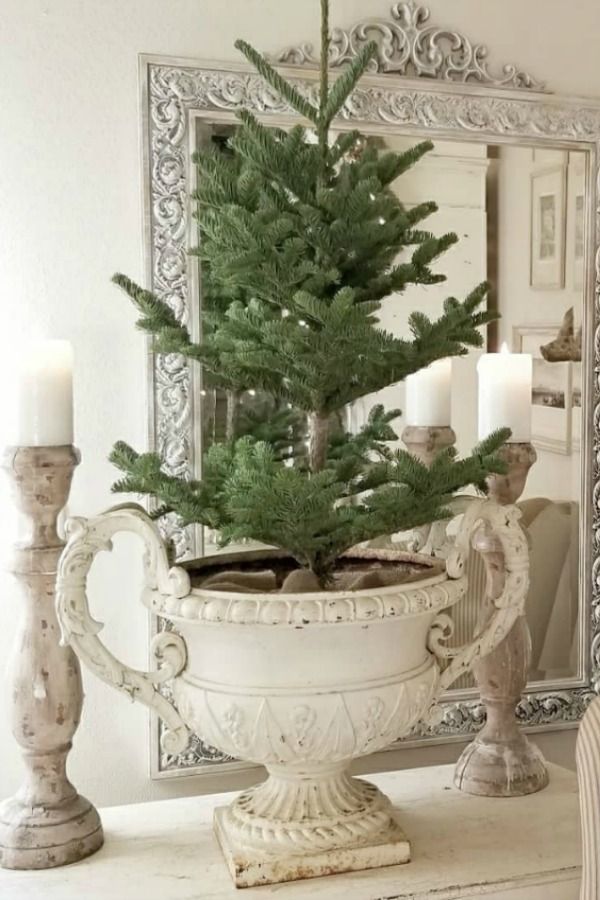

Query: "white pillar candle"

xmin=478 ymin=343 xmax=532 ymax=442
xmin=13 ymin=340 xmax=74 ymax=446
xmin=405 ymin=358 xmax=452 ymax=426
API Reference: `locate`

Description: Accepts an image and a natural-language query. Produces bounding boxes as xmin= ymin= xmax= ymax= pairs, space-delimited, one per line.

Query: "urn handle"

xmin=428 ymin=499 xmax=529 ymax=694
xmin=56 ymin=504 xmax=191 ymax=755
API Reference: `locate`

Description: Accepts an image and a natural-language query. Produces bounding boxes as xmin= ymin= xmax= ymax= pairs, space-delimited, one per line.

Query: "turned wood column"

xmin=401 ymin=425 xmax=456 ymax=467
xmin=399 ymin=425 xmax=458 ymax=559
xmin=0 ymin=446 xmax=103 ymax=869
xmin=454 ymin=442 xmax=549 ymax=797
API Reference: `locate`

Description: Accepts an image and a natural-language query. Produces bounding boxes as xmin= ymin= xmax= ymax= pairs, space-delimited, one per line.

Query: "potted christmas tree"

xmin=57 ymin=0 xmax=529 ymax=886
xmin=108 ymin=30 xmax=509 ymax=587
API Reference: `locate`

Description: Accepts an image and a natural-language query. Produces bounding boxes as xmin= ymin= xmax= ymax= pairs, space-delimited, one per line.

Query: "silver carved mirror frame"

xmin=141 ymin=2 xmax=600 ymax=778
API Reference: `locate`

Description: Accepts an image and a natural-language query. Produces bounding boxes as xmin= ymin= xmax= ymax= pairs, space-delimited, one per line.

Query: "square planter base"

xmin=213 ymin=806 xmax=410 ymax=888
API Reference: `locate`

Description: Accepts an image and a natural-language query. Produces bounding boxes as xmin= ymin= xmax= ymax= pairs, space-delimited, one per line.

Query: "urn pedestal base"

xmin=0 ymin=791 xmax=103 ymax=870
xmin=215 ymin=809 xmax=409 ymax=888
xmin=213 ymin=766 xmax=410 ymax=888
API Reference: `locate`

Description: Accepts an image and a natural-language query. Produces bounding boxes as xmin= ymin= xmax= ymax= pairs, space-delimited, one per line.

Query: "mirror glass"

xmin=194 ymin=120 xmax=587 ymax=690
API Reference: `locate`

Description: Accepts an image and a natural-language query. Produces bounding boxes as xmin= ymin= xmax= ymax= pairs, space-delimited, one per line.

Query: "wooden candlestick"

xmin=401 ymin=425 xmax=456 ymax=466
xmin=454 ymin=442 xmax=549 ymax=797
xmin=400 ymin=426 xmax=457 ymax=558
xmin=0 ymin=446 xmax=103 ymax=869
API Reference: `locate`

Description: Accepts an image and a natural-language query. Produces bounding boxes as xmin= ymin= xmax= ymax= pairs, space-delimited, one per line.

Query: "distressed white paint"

xmin=0 ymin=764 xmax=580 ymax=899
xmin=56 ymin=501 xmax=529 ymax=884
xmin=0 ymin=0 xmax=596 ymax=807
xmin=0 ymin=447 xmax=103 ymax=870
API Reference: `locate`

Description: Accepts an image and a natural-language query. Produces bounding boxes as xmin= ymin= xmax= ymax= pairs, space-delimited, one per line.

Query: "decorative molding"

xmin=146 ymin=569 xmax=466 ymax=626
xmin=277 ymin=2 xmax=546 ymax=91
xmin=172 ymin=671 xmax=440 ymax=766
xmin=141 ymin=45 xmax=600 ymax=776
xmin=219 ymin=771 xmax=396 ymax=857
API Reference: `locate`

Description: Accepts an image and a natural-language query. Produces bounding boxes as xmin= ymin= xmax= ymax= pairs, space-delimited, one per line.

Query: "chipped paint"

xmin=0 ymin=446 xmax=103 ymax=870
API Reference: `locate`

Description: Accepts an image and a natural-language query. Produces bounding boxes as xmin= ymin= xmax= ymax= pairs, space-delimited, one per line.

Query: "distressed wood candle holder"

xmin=454 ymin=442 xmax=549 ymax=797
xmin=0 ymin=446 xmax=103 ymax=870
xmin=401 ymin=425 xmax=457 ymax=467
xmin=399 ymin=426 xmax=458 ymax=559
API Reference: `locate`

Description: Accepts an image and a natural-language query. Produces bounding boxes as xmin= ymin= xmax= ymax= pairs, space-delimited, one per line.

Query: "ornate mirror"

xmin=141 ymin=2 xmax=599 ymax=778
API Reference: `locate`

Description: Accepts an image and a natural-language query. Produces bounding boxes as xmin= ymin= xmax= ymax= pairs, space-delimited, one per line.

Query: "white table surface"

xmin=0 ymin=763 xmax=581 ymax=900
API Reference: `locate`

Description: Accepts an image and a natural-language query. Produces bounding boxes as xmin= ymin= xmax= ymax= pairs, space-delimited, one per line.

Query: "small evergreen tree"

xmin=110 ymin=0 xmax=508 ymax=585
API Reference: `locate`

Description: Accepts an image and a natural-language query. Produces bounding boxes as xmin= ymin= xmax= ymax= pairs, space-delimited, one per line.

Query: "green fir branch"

xmin=322 ymin=41 xmax=378 ymax=125
xmin=234 ymin=39 xmax=319 ymax=124
xmin=110 ymin=0 xmax=511 ymax=584
xmin=111 ymin=274 xmax=204 ymax=361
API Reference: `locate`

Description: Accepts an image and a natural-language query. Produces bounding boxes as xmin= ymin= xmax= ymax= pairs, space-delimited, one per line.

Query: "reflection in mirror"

xmin=356 ymin=136 xmax=585 ymax=689
xmin=195 ymin=122 xmax=307 ymax=552
xmin=492 ymin=146 xmax=583 ymax=687
xmin=194 ymin=121 xmax=586 ymax=690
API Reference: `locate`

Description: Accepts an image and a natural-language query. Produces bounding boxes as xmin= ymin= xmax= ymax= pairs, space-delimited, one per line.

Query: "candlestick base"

xmin=0 ymin=792 xmax=103 ymax=870
xmin=454 ymin=731 xmax=549 ymax=799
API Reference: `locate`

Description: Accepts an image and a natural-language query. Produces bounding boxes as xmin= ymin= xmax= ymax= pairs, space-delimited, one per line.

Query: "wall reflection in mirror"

xmin=364 ymin=136 xmax=586 ymax=689
xmin=196 ymin=123 xmax=587 ymax=691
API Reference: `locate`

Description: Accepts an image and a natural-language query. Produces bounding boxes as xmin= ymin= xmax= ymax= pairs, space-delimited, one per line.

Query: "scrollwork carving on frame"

xmin=277 ymin=1 xmax=546 ymax=91
xmin=141 ymin=12 xmax=600 ymax=776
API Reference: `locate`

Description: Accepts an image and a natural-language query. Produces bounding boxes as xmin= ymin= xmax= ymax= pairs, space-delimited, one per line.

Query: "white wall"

xmin=0 ymin=0 xmax=597 ymax=807
xmin=495 ymin=144 xmax=583 ymax=503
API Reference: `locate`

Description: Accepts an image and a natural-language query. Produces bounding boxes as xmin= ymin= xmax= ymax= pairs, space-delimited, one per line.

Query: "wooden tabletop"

xmin=0 ymin=763 xmax=581 ymax=899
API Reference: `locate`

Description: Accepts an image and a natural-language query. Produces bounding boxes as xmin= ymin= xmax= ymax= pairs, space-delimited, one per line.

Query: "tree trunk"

xmin=225 ymin=390 xmax=238 ymax=442
xmin=308 ymin=411 xmax=329 ymax=473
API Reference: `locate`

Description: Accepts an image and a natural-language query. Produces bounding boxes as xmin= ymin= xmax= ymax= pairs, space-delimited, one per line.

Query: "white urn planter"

xmin=56 ymin=499 xmax=528 ymax=888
